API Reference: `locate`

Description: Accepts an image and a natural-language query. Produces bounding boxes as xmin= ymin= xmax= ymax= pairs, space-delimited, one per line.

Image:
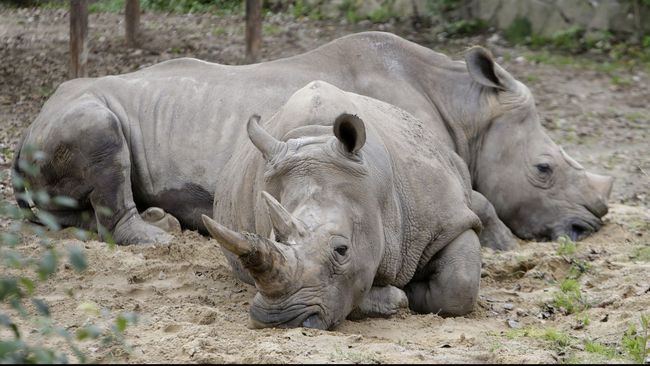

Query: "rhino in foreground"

xmin=200 ymin=80 xmax=482 ymax=328
xmin=13 ymin=32 xmax=612 ymax=250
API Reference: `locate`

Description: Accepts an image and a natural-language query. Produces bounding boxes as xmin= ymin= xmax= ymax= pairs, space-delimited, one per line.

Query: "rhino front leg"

xmin=347 ymin=285 xmax=408 ymax=320
xmin=404 ymin=230 xmax=481 ymax=316
xmin=471 ymin=191 xmax=517 ymax=251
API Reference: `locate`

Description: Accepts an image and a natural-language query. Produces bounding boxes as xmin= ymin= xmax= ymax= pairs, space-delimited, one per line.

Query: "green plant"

xmin=443 ymin=19 xmax=487 ymax=37
xmin=504 ymin=17 xmax=532 ymax=45
xmin=557 ymin=236 xmax=576 ymax=256
xmin=550 ymin=26 xmax=584 ymax=52
xmin=1 ymin=147 xmax=137 ymax=363
xmin=503 ymin=326 xmax=574 ymax=350
xmin=585 ymin=340 xmax=617 ymax=360
xmin=368 ymin=3 xmax=393 ymax=23
xmin=576 ymin=312 xmax=591 ymax=327
xmin=622 ymin=314 xmax=649 ymax=363
xmin=552 ymin=278 xmax=590 ymax=315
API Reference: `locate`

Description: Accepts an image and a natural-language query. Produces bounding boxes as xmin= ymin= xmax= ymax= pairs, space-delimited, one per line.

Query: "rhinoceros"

xmin=199 ymin=80 xmax=482 ymax=328
xmin=13 ymin=31 xmax=613 ymax=250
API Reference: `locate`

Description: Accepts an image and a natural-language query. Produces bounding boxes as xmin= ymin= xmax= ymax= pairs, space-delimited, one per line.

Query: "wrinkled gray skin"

xmin=201 ymin=81 xmax=482 ymax=329
xmin=13 ymin=32 xmax=612 ymax=251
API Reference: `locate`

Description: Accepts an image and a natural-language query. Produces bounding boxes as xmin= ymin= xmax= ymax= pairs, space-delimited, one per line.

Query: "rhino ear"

xmin=465 ymin=46 xmax=515 ymax=91
xmin=333 ymin=113 xmax=366 ymax=154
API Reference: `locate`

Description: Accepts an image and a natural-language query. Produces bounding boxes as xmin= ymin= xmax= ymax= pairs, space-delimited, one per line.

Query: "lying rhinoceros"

xmin=200 ymin=80 xmax=482 ymax=328
xmin=13 ymin=31 xmax=612 ymax=249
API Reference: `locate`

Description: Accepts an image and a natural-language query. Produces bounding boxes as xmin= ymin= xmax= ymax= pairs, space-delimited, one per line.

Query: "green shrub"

xmin=504 ymin=17 xmax=532 ymax=45
xmin=557 ymin=236 xmax=576 ymax=256
xmin=1 ymin=147 xmax=137 ymax=363
xmin=622 ymin=314 xmax=649 ymax=363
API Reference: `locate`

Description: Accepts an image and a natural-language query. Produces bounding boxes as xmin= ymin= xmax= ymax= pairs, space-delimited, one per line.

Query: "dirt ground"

xmin=1 ymin=5 xmax=649 ymax=364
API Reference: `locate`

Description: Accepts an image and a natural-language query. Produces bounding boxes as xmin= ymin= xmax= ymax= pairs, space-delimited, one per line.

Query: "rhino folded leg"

xmin=471 ymin=191 xmax=517 ymax=251
xmin=32 ymin=99 xmax=172 ymax=245
xmin=140 ymin=207 xmax=181 ymax=233
xmin=404 ymin=230 xmax=481 ymax=316
xmin=347 ymin=285 xmax=408 ymax=320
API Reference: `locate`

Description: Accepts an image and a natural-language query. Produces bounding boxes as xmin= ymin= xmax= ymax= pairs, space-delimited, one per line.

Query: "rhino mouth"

xmin=249 ymin=302 xmax=329 ymax=330
xmin=561 ymin=217 xmax=602 ymax=241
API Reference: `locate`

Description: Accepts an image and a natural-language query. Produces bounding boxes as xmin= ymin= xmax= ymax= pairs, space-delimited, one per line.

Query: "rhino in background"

xmin=201 ymin=80 xmax=482 ymax=329
xmin=13 ymin=31 xmax=613 ymax=250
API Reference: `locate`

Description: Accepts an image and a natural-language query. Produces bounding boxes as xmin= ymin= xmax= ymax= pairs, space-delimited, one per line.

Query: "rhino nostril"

xmin=568 ymin=224 xmax=590 ymax=241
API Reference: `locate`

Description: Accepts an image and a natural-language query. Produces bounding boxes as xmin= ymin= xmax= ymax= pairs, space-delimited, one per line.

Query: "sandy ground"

xmin=1 ymin=6 xmax=649 ymax=364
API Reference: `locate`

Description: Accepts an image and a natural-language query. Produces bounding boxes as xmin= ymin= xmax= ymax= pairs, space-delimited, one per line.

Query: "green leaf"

xmin=17 ymin=159 xmax=39 ymax=177
xmin=0 ymin=278 xmax=21 ymax=301
xmin=0 ymin=314 xmax=20 ymax=338
xmin=67 ymin=246 xmax=87 ymax=272
xmin=115 ymin=315 xmax=128 ymax=333
xmin=35 ymin=210 xmax=61 ymax=232
xmin=2 ymin=251 xmax=25 ymax=268
xmin=53 ymin=196 xmax=78 ymax=209
xmin=37 ymin=250 xmax=58 ymax=281
xmin=31 ymin=298 xmax=50 ymax=317
xmin=0 ymin=233 xmax=20 ymax=247
xmin=17 ymin=278 xmax=35 ymax=296
xmin=76 ymin=325 xmax=101 ymax=341
xmin=33 ymin=190 xmax=50 ymax=205
xmin=77 ymin=302 xmax=100 ymax=316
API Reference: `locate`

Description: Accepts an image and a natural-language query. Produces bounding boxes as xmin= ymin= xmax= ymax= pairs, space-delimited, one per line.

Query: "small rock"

xmin=515 ymin=56 xmax=526 ymax=64
xmin=158 ymin=271 xmax=166 ymax=280
xmin=507 ymin=319 xmax=522 ymax=329
xmin=503 ymin=303 xmax=514 ymax=310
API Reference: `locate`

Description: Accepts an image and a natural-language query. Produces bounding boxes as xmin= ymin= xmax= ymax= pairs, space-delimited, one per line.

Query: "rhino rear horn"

xmin=262 ymin=191 xmax=306 ymax=242
xmin=247 ymin=114 xmax=287 ymax=161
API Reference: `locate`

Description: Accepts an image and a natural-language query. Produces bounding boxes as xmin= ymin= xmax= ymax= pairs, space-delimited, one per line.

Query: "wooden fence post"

xmin=245 ymin=0 xmax=262 ymax=63
xmin=69 ymin=0 xmax=88 ymax=78
xmin=125 ymin=0 xmax=140 ymax=47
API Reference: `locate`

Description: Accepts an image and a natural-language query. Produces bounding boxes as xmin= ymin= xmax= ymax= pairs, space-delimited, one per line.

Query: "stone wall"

xmin=471 ymin=0 xmax=650 ymax=37
xmin=276 ymin=0 xmax=649 ymax=38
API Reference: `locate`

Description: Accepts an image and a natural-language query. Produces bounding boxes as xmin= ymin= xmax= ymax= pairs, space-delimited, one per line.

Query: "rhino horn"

xmin=262 ymin=191 xmax=306 ymax=242
xmin=247 ymin=114 xmax=287 ymax=161
xmin=202 ymin=214 xmax=253 ymax=256
xmin=201 ymin=214 xmax=294 ymax=297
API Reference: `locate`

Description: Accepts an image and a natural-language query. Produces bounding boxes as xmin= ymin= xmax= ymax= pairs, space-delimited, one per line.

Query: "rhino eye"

xmin=535 ymin=163 xmax=552 ymax=175
xmin=334 ymin=245 xmax=348 ymax=257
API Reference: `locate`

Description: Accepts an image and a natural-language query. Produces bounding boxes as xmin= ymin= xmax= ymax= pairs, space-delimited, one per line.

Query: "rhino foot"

xmin=471 ymin=191 xmax=517 ymax=251
xmin=479 ymin=217 xmax=518 ymax=251
xmin=112 ymin=211 xmax=174 ymax=245
xmin=140 ymin=207 xmax=182 ymax=233
xmin=347 ymin=285 xmax=408 ymax=320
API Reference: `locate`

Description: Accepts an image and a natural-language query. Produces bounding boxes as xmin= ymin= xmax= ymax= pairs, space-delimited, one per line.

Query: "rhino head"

xmin=202 ymin=113 xmax=388 ymax=330
xmin=464 ymin=47 xmax=614 ymax=241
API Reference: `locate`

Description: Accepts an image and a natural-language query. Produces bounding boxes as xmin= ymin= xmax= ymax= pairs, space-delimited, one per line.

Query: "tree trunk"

xmin=245 ymin=0 xmax=262 ymax=63
xmin=125 ymin=0 xmax=140 ymax=47
xmin=69 ymin=0 xmax=88 ymax=79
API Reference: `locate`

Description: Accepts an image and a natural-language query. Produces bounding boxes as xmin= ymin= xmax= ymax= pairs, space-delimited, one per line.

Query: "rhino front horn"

xmin=201 ymin=214 xmax=252 ymax=256
xmin=247 ymin=114 xmax=287 ymax=161
xmin=262 ymin=191 xmax=306 ymax=242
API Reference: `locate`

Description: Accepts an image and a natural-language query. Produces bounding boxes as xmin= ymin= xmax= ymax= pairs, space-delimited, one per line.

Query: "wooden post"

xmin=245 ymin=0 xmax=262 ymax=63
xmin=69 ymin=0 xmax=88 ymax=79
xmin=125 ymin=0 xmax=140 ymax=47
